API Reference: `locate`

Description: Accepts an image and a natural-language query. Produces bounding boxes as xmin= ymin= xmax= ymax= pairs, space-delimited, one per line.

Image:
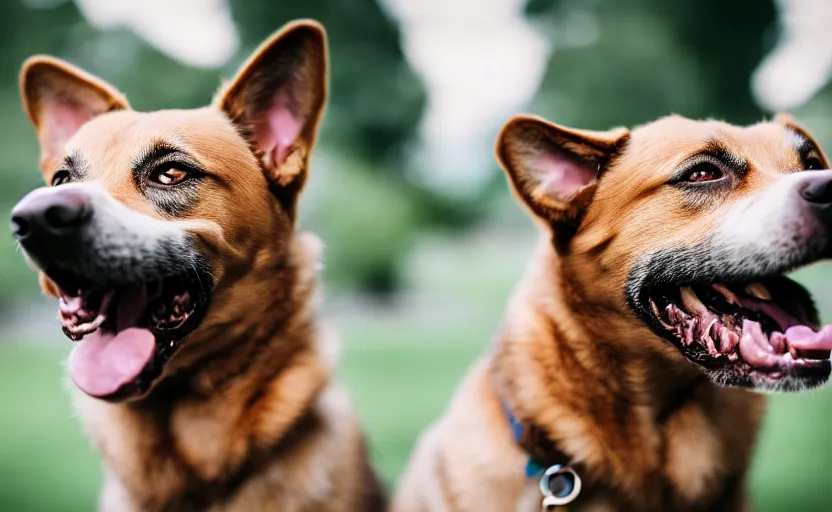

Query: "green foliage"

xmin=227 ymin=0 xmax=426 ymax=166
xmin=303 ymin=154 xmax=417 ymax=294
xmin=527 ymin=0 xmax=776 ymax=129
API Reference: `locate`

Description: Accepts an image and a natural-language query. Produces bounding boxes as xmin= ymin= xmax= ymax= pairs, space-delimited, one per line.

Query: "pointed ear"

xmin=774 ymin=112 xmax=799 ymax=126
xmin=774 ymin=112 xmax=830 ymax=167
xmin=20 ymin=56 xmax=130 ymax=173
xmin=214 ymin=20 xmax=327 ymax=194
xmin=496 ymin=115 xmax=629 ymax=231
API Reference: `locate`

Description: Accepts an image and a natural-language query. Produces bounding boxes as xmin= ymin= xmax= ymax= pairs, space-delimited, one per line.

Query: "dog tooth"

xmin=712 ymin=284 xmax=738 ymax=304
xmin=680 ymin=287 xmax=707 ymax=315
xmin=745 ymin=283 xmax=772 ymax=301
xmin=652 ymin=301 xmax=673 ymax=328
xmin=651 ymin=300 xmax=662 ymax=316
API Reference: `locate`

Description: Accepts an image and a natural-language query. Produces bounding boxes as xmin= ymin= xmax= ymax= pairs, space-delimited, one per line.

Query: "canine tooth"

xmin=652 ymin=301 xmax=673 ymax=328
xmin=650 ymin=300 xmax=661 ymax=316
xmin=680 ymin=287 xmax=707 ymax=315
xmin=712 ymin=284 xmax=738 ymax=304
xmin=745 ymin=283 xmax=771 ymax=301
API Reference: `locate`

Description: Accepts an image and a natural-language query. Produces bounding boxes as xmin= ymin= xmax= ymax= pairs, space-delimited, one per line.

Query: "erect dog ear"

xmin=496 ymin=115 xmax=629 ymax=232
xmin=214 ymin=20 xmax=327 ymax=197
xmin=20 ymin=56 xmax=130 ymax=173
xmin=774 ymin=112 xmax=830 ymax=168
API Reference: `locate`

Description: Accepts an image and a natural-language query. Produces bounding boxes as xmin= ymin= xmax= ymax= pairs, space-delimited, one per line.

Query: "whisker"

xmin=190 ymin=262 xmax=207 ymax=296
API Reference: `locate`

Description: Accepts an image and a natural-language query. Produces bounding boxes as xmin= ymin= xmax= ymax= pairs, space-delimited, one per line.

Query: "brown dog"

xmin=392 ymin=114 xmax=832 ymax=511
xmin=11 ymin=20 xmax=384 ymax=512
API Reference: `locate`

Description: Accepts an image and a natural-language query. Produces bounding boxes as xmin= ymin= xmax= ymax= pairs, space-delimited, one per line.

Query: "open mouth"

xmin=57 ymin=270 xmax=209 ymax=400
xmin=646 ymin=276 xmax=832 ymax=389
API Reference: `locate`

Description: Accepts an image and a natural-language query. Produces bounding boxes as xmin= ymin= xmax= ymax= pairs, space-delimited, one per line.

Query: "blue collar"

xmin=504 ymin=404 xmax=548 ymax=478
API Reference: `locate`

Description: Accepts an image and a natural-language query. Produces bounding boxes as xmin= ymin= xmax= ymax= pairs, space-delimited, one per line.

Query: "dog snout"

xmin=799 ymin=170 xmax=832 ymax=212
xmin=10 ymin=187 xmax=92 ymax=241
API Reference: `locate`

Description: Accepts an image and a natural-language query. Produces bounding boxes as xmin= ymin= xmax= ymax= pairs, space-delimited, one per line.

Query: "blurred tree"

xmin=226 ymin=0 xmax=428 ymax=296
xmin=525 ymin=0 xmax=776 ymax=129
xmin=227 ymin=0 xmax=425 ymax=166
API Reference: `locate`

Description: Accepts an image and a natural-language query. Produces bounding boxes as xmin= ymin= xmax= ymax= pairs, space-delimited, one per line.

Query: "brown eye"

xmin=151 ymin=167 xmax=189 ymax=186
xmin=51 ymin=170 xmax=71 ymax=186
xmin=804 ymin=155 xmax=825 ymax=171
xmin=684 ymin=163 xmax=723 ymax=183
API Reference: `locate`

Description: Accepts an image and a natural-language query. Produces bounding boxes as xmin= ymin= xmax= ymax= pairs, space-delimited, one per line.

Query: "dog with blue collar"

xmin=392 ymin=113 xmax=830 ymax=511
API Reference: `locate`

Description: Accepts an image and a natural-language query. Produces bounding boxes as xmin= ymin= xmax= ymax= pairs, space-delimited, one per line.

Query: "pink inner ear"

xmin=42 ymin=99 xmax=94 ymax=152
xmin=257 ymin=91 xmax=302 ymax=165
xmin=532 ymin=150 xmax=597 ymax=200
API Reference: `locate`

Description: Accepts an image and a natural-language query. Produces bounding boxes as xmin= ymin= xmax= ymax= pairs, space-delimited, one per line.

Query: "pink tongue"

xmin=67 ymin=285 xmax=154 ymax=398
xmin=739 ymin=320 xmax=779 ymax=369
xmin=784 ymin=325 xmax=832 ymax=351
xmin=68 ymin=328 xmax=155 ymax=398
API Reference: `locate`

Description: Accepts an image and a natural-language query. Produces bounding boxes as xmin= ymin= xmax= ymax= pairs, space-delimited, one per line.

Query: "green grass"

xmin=0 ymin=344 xmax=100 ymax=512
xmin=340 ymin=337 xmax=483 ymax=483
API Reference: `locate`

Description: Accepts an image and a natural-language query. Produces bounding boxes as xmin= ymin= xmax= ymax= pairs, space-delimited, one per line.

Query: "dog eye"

xmin=51 ymin=170 xmax=71 ymax=187
xmin=683 ymin=163 xmax=723 ymax=183
xmin=803 ymin=155 xmax=825 ymax=171
xmin=150 ymin=166 xmax=189 ymax=186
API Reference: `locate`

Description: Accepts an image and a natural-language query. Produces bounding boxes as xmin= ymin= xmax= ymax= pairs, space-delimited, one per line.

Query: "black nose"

xmin=801 ymin=173 xmax=832 ymax=205
xmin=10 ymin=187 xmax=91 ymax=240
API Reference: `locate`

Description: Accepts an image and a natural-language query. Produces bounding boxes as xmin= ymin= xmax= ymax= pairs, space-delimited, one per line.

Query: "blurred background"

xmin=1 ymin=0 xmax=832 ymax=509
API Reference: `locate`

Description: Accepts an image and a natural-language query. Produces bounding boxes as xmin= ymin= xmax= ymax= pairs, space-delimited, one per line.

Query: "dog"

xmin=391 ymin=114 xmax=832 ymax=511
xmin=11 ymin=20 xmax=385 ymax=512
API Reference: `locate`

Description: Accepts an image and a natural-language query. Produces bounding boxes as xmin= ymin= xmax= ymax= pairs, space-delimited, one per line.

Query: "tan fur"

xmin=19 ymin=20 xmax=384 ymax=512
xmin=392 ymin=114 xmax=828 ymax=511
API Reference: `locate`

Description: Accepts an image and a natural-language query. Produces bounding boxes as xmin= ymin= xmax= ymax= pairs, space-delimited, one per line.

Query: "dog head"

xmin=498 ymin=114 xmax=832 ymax=392
xmin=11 ymin=20 xmax=328 ymax=401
